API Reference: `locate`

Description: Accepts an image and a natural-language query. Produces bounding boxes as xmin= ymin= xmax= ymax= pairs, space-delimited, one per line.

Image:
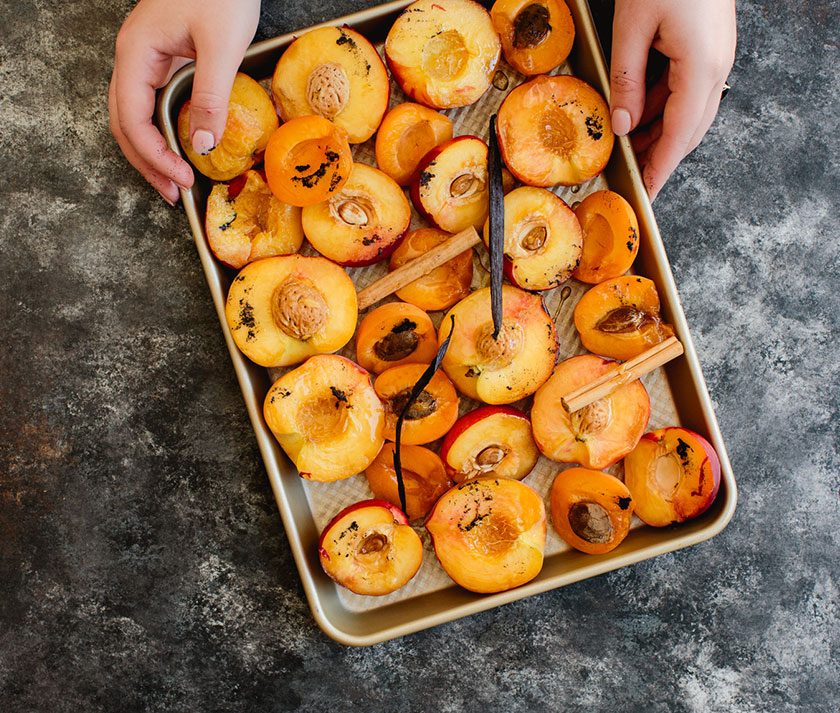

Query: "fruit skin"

xmin=623 ymin=427 xmax=722 ymax=527
xmin=355 ymin=302 xmax=439 ymax=374
xmin=385 ymin=0 xmax=501 ymax=109
xmin=272 ymin=26 xmax=390 ymax=144
xmin=264 ymin=355 xmax=385 ymax=482
xmin=318 ymin=499 xmax=423 ymax=596
xmin=573 ymin=190 xmax=640 ymax=284
xmin=496 ymin=74 xmax=614 ymax=186
xmin=425 ymin=477 xmax=546 ymax=593
xmin=177 ymin=72 xmax=278 ymax=181
xmin=491 ymin=0 xmax=575 ymax=76
xmin=550 ymin=467 xmax=634 ymax=555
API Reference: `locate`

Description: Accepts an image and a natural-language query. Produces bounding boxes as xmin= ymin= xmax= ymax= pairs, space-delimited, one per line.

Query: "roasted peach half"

xmin=440 ymin=406 xmax=539 ymax=483
xmin=375 ymin=103 xmax=454 ymax=186
xmin=574 ymin=275 xmax=675 ymax=361
xmin=365 ymin=443 xmax=452 ymax=520
xmin=355 ymin=302 xmax=438 ymax=374
xmin=550 ymin=467 xmax=633 ymax=555
xmin=226 ymin=254 xmax=356 ymax=367
xmin=426 ymin=478 xmax=546 ymax=593
xmin=264 ymin=115 xmax=352 ymax=207
xmin=178 ymin=72 xmax=278 ymax=181
xmin=411 ymin=136 xmax=489 ymax=233
xmin=385 ymin=0 xmax=501 ymax=109
xmin=206 ymin=170 xmax=303 ymax=269
xmin=497 ymin=75 xmax=614 ymax=186
xmin=491 ymin=0 xmax=575 ymax=76
xmin=375 ymin=364 xmax=460 ymax=445
xmin=573 ymin=190 xmax=640 ymax=284
xmin=439 ymin=286 xmax=557 ymax=404
xmin=264 ymin=355 xmax=385 ymax=482
xmin=532 ymin=354 xmax=650 ymax=469
xmin=624 ymin=427 xmax=722 ymax=527
xmin=301 ymin=163 xmax=411 ymax=266
xmin=389 ymin=228 xmax=474 ymax=312
xmin=272 ymin=26 xmax=389 ymax=144
xmin=483 ymin=186 xmax=582 ymax=291
xmin=319 ymin=499 xmax=422 ymax=595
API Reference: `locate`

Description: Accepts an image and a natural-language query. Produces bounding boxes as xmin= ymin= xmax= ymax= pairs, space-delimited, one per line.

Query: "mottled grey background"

xmin=1 ymin=1 xmax=838 ymax=711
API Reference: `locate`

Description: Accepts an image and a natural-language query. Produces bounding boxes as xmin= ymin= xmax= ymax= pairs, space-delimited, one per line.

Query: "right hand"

xmin=109 ymin=0 xmax=261 ymax=204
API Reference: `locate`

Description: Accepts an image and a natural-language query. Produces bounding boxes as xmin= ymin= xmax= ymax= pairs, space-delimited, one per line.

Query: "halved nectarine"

xmin=550 ymin=467 xmax=633 ymax=554
xmin=178 ymin=72 xmax=278 ymax=181
xmin=319 ymin=499 xmax=423 ymax=595
xmin=532 ymin=354 xmax=650 ymax=469
xmin=301 ymin=163 xmax=411 ymax=266
xmin=264 ymin=355 xmax=385 ymax=481
xmin=374 ymin=363 xmax=459 ymax=445
xmin=497 ymin=75 xmax=614 ymax=186
xmin=440 ymin=406 xmax=539 ymax=483
xmin=264 ymin=115 xmax=352 ymax=207
xmin=573 ymin=190 xmax=640 ymax=284
xmin=272 ymin=26 xmax=390 ymax=144
xmin=491 ymin=0 xmax=575 ymax=76
xmin=375 ymin=103 xmax=454 ymax=186
xmin=365 ymin=443 xmax=452 ymax=520
xmin=385 ymin=0 xmax=501 ymax=109
xmin=426 ymin=478 xmax=546 ymax=593
xmin=574 ymin=275 xmax=675 ymax=361
xmin=355 ymin=302 xmax=438 ymax=374
xmin=439 ymin=285 xmax=557 ymax=404
xmin=411 ymin=136 xmax=489 ymax=233
xmin=624 ymin=427 xmax=722 ymax=527
xmin=483 ymin=186 xmax=582 ymax=290
xmin=206 ymin=170 xmax=304 ymax=269
xmin=226 ymin=254 xmax=356 ymax=367
xmin=389 ymin=228 xmax=474 ymax=312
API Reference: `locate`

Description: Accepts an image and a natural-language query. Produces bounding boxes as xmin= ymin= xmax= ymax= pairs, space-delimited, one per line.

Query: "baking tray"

xmin=157 ymin=0 xmax=738 ymax=646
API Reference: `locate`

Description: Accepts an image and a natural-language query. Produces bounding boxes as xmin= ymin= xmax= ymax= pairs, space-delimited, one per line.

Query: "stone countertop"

xmin=1 ymin=1 xmax=838 ymax=711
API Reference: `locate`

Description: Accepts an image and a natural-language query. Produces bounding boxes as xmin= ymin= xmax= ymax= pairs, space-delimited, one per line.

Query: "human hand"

xmin=609 ymin=0 xmax=736 ymax=200
xmin=109 ymin=0 xmax=261 ymax=204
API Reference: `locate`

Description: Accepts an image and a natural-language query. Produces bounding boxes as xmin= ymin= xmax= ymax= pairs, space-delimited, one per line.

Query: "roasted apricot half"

xmin=264 ymin=355 xmax=385 ymax=481
xmin=375 ymin=364 xmax=459 ymax=445
xmin=440 ymin=285 xmax=557 ymax=404
xmin=532 ymin=354 xmax=650 ymax=469
xmin=319 ymin=499 xmax=423 ymax=595
xmin=226 ymin=254 xmax=356 ymax=367
xmin=389 ymin=228 xmax=474 ymax=312
xmin=491 ymin=0 xmax=575 ymax=76
xmin=573 ymin=190 xmax=640 ymax=284
xmin=365 ymin=443 xmax=452 ymax=520
xmin=205 ymin=170 xmax=303 ymax=269
xmin=264 ymin=115 xmax=352 ymax=207
xmin=177 ymin=72 xmax=278 ymax=181
xmin=440 ymin=406 xmax=539 ymax=483
xmin=624 ymin=427 xmax=722 ymax=527
xmin=355 ymin=302 xmax=438 ymax=374
xmin=497 ymin=75 xmax=614 ymax=186
xmin=483 ymin=186 xmax=582 ymax=291
xmin=302 ymin=163 xmax=411 ymax=266
xmin=272 ymin=26 xmax=390 ymax=144
xmin=426 ymin=478 xmax=546 ymax=593
xmin=574 ymin=275 xmax=675 ymax=361
xmin=550 ymin=467 xmax=633 ymax=555
xmin=411 ymin=136 xmax=489 ymax=233
xmin=385 ymin=0 xmax=501 ymax=109
xmin=375 ymin=103 xmax=454 ymax=186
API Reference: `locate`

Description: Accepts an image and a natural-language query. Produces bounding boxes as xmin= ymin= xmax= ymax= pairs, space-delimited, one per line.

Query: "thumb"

xmin=609 ymin=7 xmax=657 ymax=137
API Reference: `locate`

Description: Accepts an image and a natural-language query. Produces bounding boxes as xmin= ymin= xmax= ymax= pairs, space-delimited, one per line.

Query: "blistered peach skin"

xmin=355 ymin=302 xmax=439 ymax=375
xmin=375 ymin=103 xmax=453 ymax=186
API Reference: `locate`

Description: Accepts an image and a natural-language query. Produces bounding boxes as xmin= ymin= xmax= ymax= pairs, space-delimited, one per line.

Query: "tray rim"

xmin=156 ymin=0 xmax=738 ymax=646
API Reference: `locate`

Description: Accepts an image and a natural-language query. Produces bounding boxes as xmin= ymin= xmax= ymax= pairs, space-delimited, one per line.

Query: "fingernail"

xmin=191 ymin=129 xmax=216 ymax=155
xmin=611 ymin=108 xmax=632 ymax=137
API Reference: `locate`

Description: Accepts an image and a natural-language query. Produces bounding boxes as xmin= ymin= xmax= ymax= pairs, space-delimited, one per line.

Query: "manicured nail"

xmin=191 ymin=129 xmax=216 ymax=155
xmin=611 ymin=108 xmax=632 ymax=137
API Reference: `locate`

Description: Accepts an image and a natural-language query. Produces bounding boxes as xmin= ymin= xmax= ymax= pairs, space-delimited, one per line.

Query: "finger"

xmin=609 ymin=6 xmax=657 ymax=136
xmin=631 ymin=118 xmax=662 ymax=156
xmin=638 ymin=66 xmax=670 ymax=128
xmin=687 ymin=83 xmax=725 ymax=155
